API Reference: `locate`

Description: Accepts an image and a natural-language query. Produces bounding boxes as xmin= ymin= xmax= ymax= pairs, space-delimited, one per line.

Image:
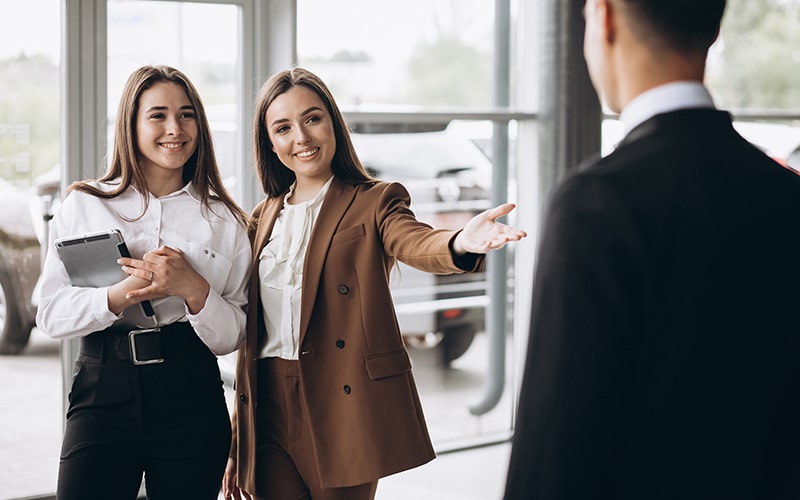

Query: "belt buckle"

xmin=129 ymin=327 xmax=163 ymax=365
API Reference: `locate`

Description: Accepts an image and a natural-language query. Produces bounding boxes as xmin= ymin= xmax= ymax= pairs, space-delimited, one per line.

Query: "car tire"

xmin=0 ymin=262 xmax=33 ymax=355
xmin=440 ymin=324 xmax=477 ymax=366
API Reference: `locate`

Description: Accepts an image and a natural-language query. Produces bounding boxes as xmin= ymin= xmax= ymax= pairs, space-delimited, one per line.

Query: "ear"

xmin=598 ymin=0 xmax=616 ymax=44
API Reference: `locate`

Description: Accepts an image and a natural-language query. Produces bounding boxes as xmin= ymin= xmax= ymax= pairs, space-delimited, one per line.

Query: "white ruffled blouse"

xmin=257 ymin=176 xmax=334 ymax=359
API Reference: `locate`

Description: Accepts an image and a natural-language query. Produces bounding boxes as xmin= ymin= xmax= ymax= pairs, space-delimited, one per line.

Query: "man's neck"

xmin=614 ymin=48 xmax=708 ymax=113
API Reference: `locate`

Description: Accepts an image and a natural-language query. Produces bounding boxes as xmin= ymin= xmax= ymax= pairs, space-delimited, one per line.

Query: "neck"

xmin=146 ymin=171 xmax=185 ymax=198
xmin=289 ymin=176 xmax=330 ymax=204
xmin=612 ymin=45 xmax=708 ymax=113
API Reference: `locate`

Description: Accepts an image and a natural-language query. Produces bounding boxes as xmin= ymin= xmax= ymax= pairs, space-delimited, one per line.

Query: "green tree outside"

xmin=707 ymin=0 xmax=800 ymax=111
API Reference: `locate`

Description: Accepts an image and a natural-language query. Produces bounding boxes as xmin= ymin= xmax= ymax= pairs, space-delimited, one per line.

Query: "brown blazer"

xmin=231 ymin=178 xmax=485 ymax=490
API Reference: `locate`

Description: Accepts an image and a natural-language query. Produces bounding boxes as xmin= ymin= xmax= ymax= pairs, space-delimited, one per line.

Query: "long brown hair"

xmin=69 ymin=65 xmax=247 ymax=225
xmin=253 ymin=67 xmax=373 ymax=197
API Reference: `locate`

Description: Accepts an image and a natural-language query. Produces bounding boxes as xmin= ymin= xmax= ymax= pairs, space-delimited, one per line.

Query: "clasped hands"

xmin=107 ymin=245 xmax=210 ymax=315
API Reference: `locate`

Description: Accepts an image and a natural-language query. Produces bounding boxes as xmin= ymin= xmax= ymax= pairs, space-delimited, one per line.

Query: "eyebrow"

xmin=144 ymin=105 xmax=195 ymax=113
xmin=269 ymin=106 xmax=324 ymax=127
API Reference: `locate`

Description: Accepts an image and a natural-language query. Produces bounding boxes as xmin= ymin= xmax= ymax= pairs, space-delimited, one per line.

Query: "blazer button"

xmin=337 ymin=284 xmax=349 ymax=295
xmin=335 ymin=339 xmax=345 ymax=349
xmin=239 ymin=393 xmax=248 ymax=405
xmin=343 ymin=384 xmax=351 ymax=395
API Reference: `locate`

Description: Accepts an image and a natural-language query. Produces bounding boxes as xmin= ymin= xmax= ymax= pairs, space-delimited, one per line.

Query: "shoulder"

xmin=62 ymin=180 xmax=128 ymax=206
xmin=349 ymin=179 xmax=411 ymax=202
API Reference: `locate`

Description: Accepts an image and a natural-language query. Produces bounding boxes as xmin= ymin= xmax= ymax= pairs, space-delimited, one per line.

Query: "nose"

xmin=165 ymin=116 xmax=183 ymax=136
xmin=294 ymin=125 xmax=310 ymax=144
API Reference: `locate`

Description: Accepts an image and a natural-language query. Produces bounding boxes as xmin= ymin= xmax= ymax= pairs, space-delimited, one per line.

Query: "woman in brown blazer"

xmin=222 ymin=67 xmax=525 ymax=500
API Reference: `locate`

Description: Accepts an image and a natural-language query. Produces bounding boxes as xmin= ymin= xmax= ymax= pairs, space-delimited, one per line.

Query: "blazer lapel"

xmin=252 ymin=196 xmax=284 ymax=268
xmin=298 ymin=177 xmax=359 ymax=344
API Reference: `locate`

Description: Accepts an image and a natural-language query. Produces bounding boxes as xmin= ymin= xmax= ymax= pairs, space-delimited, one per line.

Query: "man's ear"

xmin=598 ymin=0 xmax=616 ymax=44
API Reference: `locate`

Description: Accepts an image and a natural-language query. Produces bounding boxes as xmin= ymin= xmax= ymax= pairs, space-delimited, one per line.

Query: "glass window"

xmin=0 ymin=2 xmax=61 ymax=498
xmin=707 ymin=0 xmax=800 ymax=111
xmin=707 ymin=0 xmax=800 ymax=170
xmin=297 ymin=0 xmax=496 ymax=109
xmin=0 ymin=0 xmax=60 ymax=188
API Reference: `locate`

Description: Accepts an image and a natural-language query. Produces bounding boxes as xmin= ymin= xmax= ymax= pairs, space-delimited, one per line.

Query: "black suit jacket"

xmin=504 ymin=109 xmax=800 ymax=499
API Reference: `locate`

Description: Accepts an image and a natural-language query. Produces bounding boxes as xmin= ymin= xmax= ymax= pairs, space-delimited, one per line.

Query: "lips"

xmin=159 ymin=141 xmax=187 ymax=150
xmin=295 ymin=147 xmax=319 ymax=159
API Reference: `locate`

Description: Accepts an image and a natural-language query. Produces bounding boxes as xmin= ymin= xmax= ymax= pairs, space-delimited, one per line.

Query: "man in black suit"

xmin=504 ymin=1 xmax=800 ymax=498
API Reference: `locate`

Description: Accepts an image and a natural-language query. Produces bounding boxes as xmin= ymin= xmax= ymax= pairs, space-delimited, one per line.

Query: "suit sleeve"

xmin=504 ymin=172 xmax=643 ymax=499
xmin=376 ymin=182 xmax=485 ymax=274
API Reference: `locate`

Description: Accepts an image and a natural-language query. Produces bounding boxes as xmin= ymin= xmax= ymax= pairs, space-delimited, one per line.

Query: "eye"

xmin=274 ymin=125 xmax=290 ymax=134
xmin=180 ymin=111 xmax=196 ymax=120
xmin=149 ymin=112 xmax=165 ymax=120
xmin=306 ymin=115 xmax=320 ymax=125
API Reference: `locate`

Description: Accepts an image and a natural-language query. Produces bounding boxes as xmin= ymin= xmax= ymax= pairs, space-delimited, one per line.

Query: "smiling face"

xmin=265 ymin=85 xmax=336 ymax=188
xmin=135 ymin=81 xmax=198 ymax=184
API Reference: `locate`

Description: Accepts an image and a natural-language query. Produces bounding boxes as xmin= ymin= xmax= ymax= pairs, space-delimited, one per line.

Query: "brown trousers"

xmin=254 ymin=357 xmax=377 ymax=500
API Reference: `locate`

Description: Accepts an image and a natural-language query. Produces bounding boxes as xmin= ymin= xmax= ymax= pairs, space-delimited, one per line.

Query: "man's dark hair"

xmin=615 ymin=0 xmax=727 ymax=52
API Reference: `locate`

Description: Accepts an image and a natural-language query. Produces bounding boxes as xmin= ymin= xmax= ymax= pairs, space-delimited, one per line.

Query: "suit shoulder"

xmin=351 ymin=179 xmax=411 ymax=200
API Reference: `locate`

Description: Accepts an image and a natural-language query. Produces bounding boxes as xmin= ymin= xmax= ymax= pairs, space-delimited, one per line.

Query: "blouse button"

xmin=343 ymin=385 xmax=351 ymax=395
xmin=335 ymin=339 xmax=345 ymax=349
xmin=239 ymin=393 xmax=248 ymax=405
xmin=337 ymin=285 xmax=349 ymax=295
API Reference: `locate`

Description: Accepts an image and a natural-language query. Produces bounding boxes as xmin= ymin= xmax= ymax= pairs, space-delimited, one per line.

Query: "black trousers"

xmin=56 ymin=323 xmax=231 ymax=500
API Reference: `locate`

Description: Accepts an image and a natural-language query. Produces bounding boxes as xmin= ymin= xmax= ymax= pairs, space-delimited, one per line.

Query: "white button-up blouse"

xmin=257 ymin=176 xmax=334 ymax=360
xmin=35 ymin=180 xmax=251 ymax=355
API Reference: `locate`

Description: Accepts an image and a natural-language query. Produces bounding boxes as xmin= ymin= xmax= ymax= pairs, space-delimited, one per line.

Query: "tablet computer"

xmin=54 ymin=229 xmax=154 ymax=317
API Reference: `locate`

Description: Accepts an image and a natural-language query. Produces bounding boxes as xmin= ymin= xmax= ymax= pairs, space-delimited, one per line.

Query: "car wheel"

xmin=0 ymin=263 xmax=33 ymax=354
xmin=440 ymin=324 xmax=477 ymax=366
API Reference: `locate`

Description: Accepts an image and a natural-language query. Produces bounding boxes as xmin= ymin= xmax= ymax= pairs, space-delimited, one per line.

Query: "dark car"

xmin=350 ymin=125 xmax=493 ymax=365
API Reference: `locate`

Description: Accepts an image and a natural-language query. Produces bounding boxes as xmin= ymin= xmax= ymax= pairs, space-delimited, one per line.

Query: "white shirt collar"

xmin=123 ymin=178 xmax=198 ymax=202
xmin=620 ymin=82 xmax=715 ymax=136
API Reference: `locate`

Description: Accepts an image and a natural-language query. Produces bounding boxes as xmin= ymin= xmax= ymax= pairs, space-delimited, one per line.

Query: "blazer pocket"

xmin=331 ymin=224 xmax=365 ymax=247
xmin=364 ymin=348 xmax=412 ymax=380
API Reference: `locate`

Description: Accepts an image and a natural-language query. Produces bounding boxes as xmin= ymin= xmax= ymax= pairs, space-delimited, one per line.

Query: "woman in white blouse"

xmin=36 ymin=65 xmax=251 ymax=500
xmin=223 ymin=67 xmax=525 ymax=500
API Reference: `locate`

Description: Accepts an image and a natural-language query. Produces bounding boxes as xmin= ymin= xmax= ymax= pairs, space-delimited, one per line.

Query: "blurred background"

xmin=1 ymin=0 xmax=798 ymax=498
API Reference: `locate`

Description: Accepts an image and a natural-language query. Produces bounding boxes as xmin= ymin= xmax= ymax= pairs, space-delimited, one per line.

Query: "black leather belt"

xmin=80 ymin=322 xmax=194 ymax=365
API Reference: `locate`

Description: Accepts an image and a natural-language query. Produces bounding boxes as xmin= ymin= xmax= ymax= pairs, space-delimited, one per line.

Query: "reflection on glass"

xmin=107 ymin=0 xmax=242 ymax=199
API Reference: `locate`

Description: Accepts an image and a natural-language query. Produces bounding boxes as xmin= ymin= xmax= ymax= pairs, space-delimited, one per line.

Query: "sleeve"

xmin=377 ymin=182 xmax=486 ymax=274
xmin=185 ymin=217 xmax=251 ymax=355
xmin=503 ymin=173 xmax=643 ymax=499
xmin=34 ymin=193 xmax=121 ymax=339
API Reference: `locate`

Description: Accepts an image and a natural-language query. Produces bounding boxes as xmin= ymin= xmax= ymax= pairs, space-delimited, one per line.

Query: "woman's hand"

xmin=222 ymin=457 xmax=251 ymax=500
xmin=452 ymin=203 xmax=527 ymax=255
xmin=117 ymin=245 xmax=210 ymax=314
